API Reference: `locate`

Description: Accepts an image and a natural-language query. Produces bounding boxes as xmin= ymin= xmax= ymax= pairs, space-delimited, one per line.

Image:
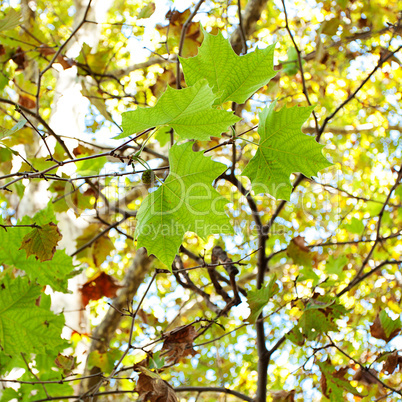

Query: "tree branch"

xmin=175 ymin=386 xmax=254 ymax=402
xmin=230 ymin=0 xmax=269 ymax=55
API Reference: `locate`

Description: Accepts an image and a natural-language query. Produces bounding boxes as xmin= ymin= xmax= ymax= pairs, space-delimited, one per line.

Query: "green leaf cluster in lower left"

xmin=0 ymin=275 xmax=65 ymax=355
xmin=0 ymin=203 xmax=78 ymax=293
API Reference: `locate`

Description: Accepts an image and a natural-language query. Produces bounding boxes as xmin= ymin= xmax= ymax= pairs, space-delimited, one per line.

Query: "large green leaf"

xmin=0 ymin=276 xmax=64 ymax=355
xmin=242 ymin=103 xmax=332 ymax=200
xmin=135 ymin=142 xmax=233 ymax=268
xmin=180 ymin=29 xmax=276 ymax=105
xmin=116 ymin=79 xmax=239 ymax=140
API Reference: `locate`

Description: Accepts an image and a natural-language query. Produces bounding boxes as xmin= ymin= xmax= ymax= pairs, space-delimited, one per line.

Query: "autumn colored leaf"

xmin=72 ymin=144 xmax=96 ymax=157
xmin=299 ymin=309 xmax=336 ymax=340
xmin=0 ymin=209 xmax=75 ymax=292
xmin=79 ymin=271 xmax=122 ymax=307
xmin=18 ymin=94 xmax=36 ymax=109
xmin=161 ymin=325 xmax=198 ymax=364
xmin=55 ymin=354 xmax=77 ymax=375
xmin=246 ymin=276 xmax=279 ymax=323
xmin=286 ymin=326 xmax=305 ymax=346
xmin=74 ymin=225 xmax=114 ymax=266
xmin=11 ymin=46 xmax=26 ymax=70
xmin=156 ymin=9 xmax=203 ymax=57
xmin=382 ymin=351 xmax=402 ymax=375
xmin=292 ymin=296 xmax=345 ymax=342
xmin=370 ymin=311 xmax=401 ymax=342
xmin=135 ymin=367 xmax=178 ymax=402
xmin=19 ymin=222 xmax=62 ymax=262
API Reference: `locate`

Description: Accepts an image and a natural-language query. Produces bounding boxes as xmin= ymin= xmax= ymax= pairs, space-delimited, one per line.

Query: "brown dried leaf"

xmin=287 ymin=236 xmax=316 ymax=268
xmin=73 ymin=144 xmax=96 ymax=157
xmin=156 ymin=9 xmax=203 ymax=57
xmin=11 ymin=46 xmax=26 ymax=70
xmin=333 ymin=366 xmax=349 ymax=379
xmin=79 ymin=271 xmax=122 ymax=307
xmin=56 ymin=55 xmax=74 ymax=70
xmin=38 ymin=44 xmax=56 ymax=56
xmin=353 ymin=368 xmax=381 ymax=386
xmin=320 ymin=367 xmax=327 ymax=397
xmin=135 ymin=367 xmax=178 ymax=402
xmin=54 ymin=354 xmax=77 ymax=375
xmin=18 ymin=94 xmax=36 ymax=109
xmin=292 ymin=235 xmax=310 ymax=252
xmin=382 ymin=352 xmax=402 ymax=375
xmin=161 ymin=325 xmax=198 ymax=364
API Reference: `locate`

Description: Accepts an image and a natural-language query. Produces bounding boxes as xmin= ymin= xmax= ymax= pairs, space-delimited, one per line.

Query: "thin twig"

xmin=176 ymin=0 xmax=205 ymax=89
xmin=36 ymin=0 xmax=93 ymax=113
xmin=327 ymin=335 xmax=402 ymax=397
xmin=338 ymin=164 xmax=402 ymax=295
xmin=175 ymin=386 xmax=253 ymax=402
xmin=21 ymin=353 xmax=50 ymax=399
xmin=236 ymin=0 xmax=248 ymax=54
xmin=281 ymin=0 xmax=319 ymax=135
xmin=317 ymin=44 xmax=402 ymax=139
xmin=0 ymin=223 xmax=41 ymax=230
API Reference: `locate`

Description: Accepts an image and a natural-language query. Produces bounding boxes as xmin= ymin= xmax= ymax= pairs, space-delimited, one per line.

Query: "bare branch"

xmin=175 ymin=386 xmax=254 ymax=402
xmin=176 ymin=0 xmax=205 ymax=89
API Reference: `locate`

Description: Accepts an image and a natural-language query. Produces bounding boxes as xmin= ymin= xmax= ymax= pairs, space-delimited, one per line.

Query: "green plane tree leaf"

xmin=135 ymin=142 xmax=233 ymax=268
xmin=246 ymin=276 xmax=279 ymax=323
xmin=0 ymin=276 xmax=64 ymax=355
xmin=242 ymin=103 xmax=332 ymax=200
xmin=180 ymin=29 xmax=276 ymax=105
xmin=116 ymin=79 xmax=240 ymax=140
